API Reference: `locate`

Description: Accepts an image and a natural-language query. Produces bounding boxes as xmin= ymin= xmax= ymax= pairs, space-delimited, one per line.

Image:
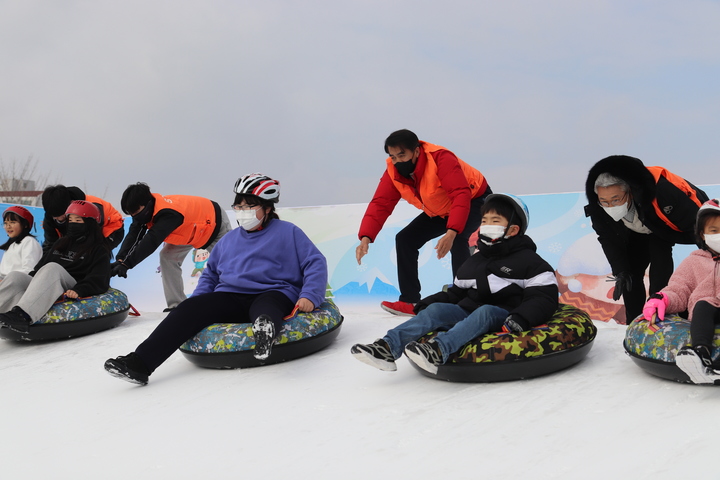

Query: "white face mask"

xmin=235 ymin=210 xmax=263 ymax=231
xmin=478 ymin=225 xmax=507 ymax=245
xmin=704 ymin=233 xmax=720 ymax=254
xmin=603 ymin=203 xmax=629 ymax=222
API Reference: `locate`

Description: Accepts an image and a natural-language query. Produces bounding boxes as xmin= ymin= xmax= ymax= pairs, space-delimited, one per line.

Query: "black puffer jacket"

xmin=418 ymin=235 xmax=558 ymax=330
xmin=584 ymin=155 xmax=707 ymax=274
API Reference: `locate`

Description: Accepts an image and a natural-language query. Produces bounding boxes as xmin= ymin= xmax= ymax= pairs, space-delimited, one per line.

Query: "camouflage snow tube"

xmin=179 ymin=299 xmax=343 ymax=369
xmin=410 ymin=303 xmax=596 ymax=382
xmin=624 ymin=315 xmax=720 ymax=384
xmin=0 ymin=288 xmax=130 ymax=342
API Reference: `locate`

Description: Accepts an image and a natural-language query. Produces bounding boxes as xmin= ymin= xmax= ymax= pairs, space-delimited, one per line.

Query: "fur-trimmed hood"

xmin=585 ymin=155 xmax=656 ymax=209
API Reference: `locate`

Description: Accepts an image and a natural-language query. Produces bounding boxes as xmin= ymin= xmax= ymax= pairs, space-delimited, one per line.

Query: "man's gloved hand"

xmin=110 ymin=261 xmax=129 ymax=278
xmin=610 ymin=272 xmax=632 ymax=302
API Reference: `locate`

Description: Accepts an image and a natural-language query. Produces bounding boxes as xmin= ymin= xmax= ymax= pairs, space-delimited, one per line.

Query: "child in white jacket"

xmin=0 ymin=206 xmax=42 ymax=280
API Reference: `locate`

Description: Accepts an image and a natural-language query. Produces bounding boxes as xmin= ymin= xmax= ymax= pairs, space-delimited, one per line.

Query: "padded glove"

xmin=110 ymin=261 xmax=129 ymax=278
xmin=610 ymin=272 xmax=632 ymax=302
xmin=502 ymin=314 xmax=525 ymax=334
xmin=413 ymin=301 xmax=428 ymax=314
xmin=642 ymin=292 xmax=668 ymax=322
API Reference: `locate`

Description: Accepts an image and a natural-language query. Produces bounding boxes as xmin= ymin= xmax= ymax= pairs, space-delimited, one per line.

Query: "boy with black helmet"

xmin=352 ymin=193 xmax=558 ymax=374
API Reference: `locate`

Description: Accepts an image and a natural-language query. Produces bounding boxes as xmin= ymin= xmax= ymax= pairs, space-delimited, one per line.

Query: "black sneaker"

xmin=404 ymin=340 xmax=443 ymax=374
xmin=351 ymin=339 xmax=397 ymax=371
xmin=104 ymin=353 xmax=150 ymax=386
xmin=252 ymin=315 xmax=275 ymax=361
xmin=0 ymin=307 xmax=33 ymax=334
xmin=676 ymin=345 xmax=720 ymax=385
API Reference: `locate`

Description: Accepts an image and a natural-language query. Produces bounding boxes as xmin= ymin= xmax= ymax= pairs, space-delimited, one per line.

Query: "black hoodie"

xmin=417 ymin=234 xmax=558 ymax=330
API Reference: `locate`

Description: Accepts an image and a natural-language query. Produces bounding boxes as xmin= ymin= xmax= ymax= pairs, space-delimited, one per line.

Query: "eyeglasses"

xmin=231 ymin=204 xmax=261 ymax=211
xmin=598 ymin=193 xmax=629 ymax=208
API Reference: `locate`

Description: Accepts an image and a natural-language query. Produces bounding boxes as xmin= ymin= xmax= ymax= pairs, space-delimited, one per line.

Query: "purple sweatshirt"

xmin=192 ymin=219 xmax=328 ymax=309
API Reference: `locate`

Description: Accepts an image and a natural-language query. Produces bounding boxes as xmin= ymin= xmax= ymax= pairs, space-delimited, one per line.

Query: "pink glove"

xmin=642 ymin=293 xmax=668 ymax=322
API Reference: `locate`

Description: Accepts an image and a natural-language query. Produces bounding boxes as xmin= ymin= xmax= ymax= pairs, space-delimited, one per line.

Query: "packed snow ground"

xmin=1 ymin=300 xmax=717 ymax=479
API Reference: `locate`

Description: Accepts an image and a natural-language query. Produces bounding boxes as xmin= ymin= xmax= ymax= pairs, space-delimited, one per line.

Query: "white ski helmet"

xmin=233 ymin=173 xmax=280 ymax=203
xmin=696 ymin=198 xmax=720 ymax=247
xmin=483 ymin=193 xmax=530 ymax=235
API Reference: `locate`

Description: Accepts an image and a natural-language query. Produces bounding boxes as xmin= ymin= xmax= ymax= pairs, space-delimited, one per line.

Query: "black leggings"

xmin=691 ymin=300 xmax=720 ymax=349
xmin=621 ymin=231 xmax=675 ymax=321
xmin=135 ymin=291 xmax=295 ymax=373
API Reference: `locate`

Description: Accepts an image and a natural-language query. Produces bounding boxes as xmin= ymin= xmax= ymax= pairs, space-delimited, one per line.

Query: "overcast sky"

xmin=1 ymin=0 xmax=719 ymax=209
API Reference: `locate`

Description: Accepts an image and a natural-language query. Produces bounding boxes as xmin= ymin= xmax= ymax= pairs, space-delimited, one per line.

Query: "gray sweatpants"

xmin=160 ymin=209 xmax=232 ymax=309
xmin=0 ymin=263 xmax=77 ymax=322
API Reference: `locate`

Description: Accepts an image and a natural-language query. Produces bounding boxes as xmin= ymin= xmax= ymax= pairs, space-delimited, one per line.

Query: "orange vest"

xmin=647 ymin=166 xmax=704 ymax=232
xmin=386 ymin=142 xmax=485 ymax=217
xmin=147 ymin=193 xmax=217 ymax=248
xmin=86 ymin=195 xmax=124 ymax=238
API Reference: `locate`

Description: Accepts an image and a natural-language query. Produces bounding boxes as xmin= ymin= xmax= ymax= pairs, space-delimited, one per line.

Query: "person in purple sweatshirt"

xmin=104 ymin=173 xmax=328 ymax=386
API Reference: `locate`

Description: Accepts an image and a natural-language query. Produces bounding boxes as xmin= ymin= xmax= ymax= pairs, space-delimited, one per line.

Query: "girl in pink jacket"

xmin=643 ymin=199 xmax=720 ymax=384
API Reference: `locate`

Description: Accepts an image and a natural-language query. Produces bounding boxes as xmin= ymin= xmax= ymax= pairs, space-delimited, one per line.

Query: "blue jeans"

xmin=383 ymin=303 xmax=509 ymax=363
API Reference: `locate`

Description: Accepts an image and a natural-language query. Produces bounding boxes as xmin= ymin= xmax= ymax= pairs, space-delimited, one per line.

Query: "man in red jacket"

xmin=356 ymin=129 xmax=491 ymax=315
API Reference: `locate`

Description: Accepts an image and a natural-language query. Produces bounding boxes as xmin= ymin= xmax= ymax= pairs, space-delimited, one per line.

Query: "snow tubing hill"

xmin=408 ymin=303 xmax=596 ymax=382
xmin=624 ymin=315 xmax=720 ymax=384
xmin=0 ymin=288 xmax=130 ymax=342
xmin=179 ymin=299 xmax=343 ymax=368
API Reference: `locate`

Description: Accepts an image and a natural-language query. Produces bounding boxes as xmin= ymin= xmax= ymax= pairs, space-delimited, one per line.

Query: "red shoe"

xmin=380 ymin=300 xmax=416 ymax=316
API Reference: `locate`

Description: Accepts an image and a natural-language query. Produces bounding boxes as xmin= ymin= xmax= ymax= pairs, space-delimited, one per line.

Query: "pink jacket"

xmin=662 ymin=249 xmax=720 ymax=320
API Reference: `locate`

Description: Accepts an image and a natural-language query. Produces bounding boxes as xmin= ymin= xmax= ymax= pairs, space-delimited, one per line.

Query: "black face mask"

xmin=395 ymin=160 xmax=416 ymax=179
xmin=66 ymin=222 xmax=88 ymax=239
xmin=133 ymin=204 xmax=153 ymax=224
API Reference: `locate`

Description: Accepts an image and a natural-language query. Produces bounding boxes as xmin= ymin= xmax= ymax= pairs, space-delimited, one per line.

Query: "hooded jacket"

xmin=584 ymin=155 xmax=707 ymax=275
xmin=417 ymin=235 xmax=558 ymax=330
xmin=660 ymin=248 xmax=720 ymax=320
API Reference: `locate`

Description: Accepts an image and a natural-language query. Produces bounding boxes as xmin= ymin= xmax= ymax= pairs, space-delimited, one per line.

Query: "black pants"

xmin=691 ymin=301 xmax=720 ymax=349
xmin=621 ymin=231 xmax=675 ymax=321
xmin=135 ymin=291 xmax=295 ymax=373
xmin=396 ymin=193 xmax=488 ymax=303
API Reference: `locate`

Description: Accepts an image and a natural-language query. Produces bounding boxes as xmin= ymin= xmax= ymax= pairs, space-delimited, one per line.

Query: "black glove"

xmin=413 ymin=301 xmax=429 ymax=314
xmin=110 ymin=261 xmax=129 ymax=278
xmin=413 ymin=291 xmax=449 ymax=314
xmin=503 ymin=314 xmax=525 ymax=334
xmin=610 ymin=272 xmax=632 ymax=302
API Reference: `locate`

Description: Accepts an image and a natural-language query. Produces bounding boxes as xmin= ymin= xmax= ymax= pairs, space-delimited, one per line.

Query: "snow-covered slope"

xmin=0 ymin=301 xmax=714 ymax=480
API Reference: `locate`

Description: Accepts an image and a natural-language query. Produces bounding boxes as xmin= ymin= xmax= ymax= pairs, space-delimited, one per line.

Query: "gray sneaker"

xmin=404 ymin=340 xmax=443 ymax=374
xmin=351 ymin=339 xmax=397 ymax=371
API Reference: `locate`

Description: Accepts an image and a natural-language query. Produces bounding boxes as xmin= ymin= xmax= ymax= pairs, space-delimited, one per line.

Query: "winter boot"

xmin=104 ymin=353 xmax=151 ymax=386
xmin=0 ymin=306 xmax=33 ymax=334
xmin=675 ymin=345 xmax=720 ymax=385
xmin=404 ymin=340 xmax=443 ymax=375
xmin=350 ymin=339 xmax=397 ymax=371
xmin=252 ymin=315 xmax=275 ymax=361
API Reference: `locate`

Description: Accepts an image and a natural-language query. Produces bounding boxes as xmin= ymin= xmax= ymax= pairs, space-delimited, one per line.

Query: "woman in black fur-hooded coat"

xmin=584 ymin=155 xmax=707 ymax=322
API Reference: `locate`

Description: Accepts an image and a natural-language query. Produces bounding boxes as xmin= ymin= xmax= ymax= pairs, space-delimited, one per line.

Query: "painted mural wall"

xmin=3 ymin=185 xmax=718 ymax=321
